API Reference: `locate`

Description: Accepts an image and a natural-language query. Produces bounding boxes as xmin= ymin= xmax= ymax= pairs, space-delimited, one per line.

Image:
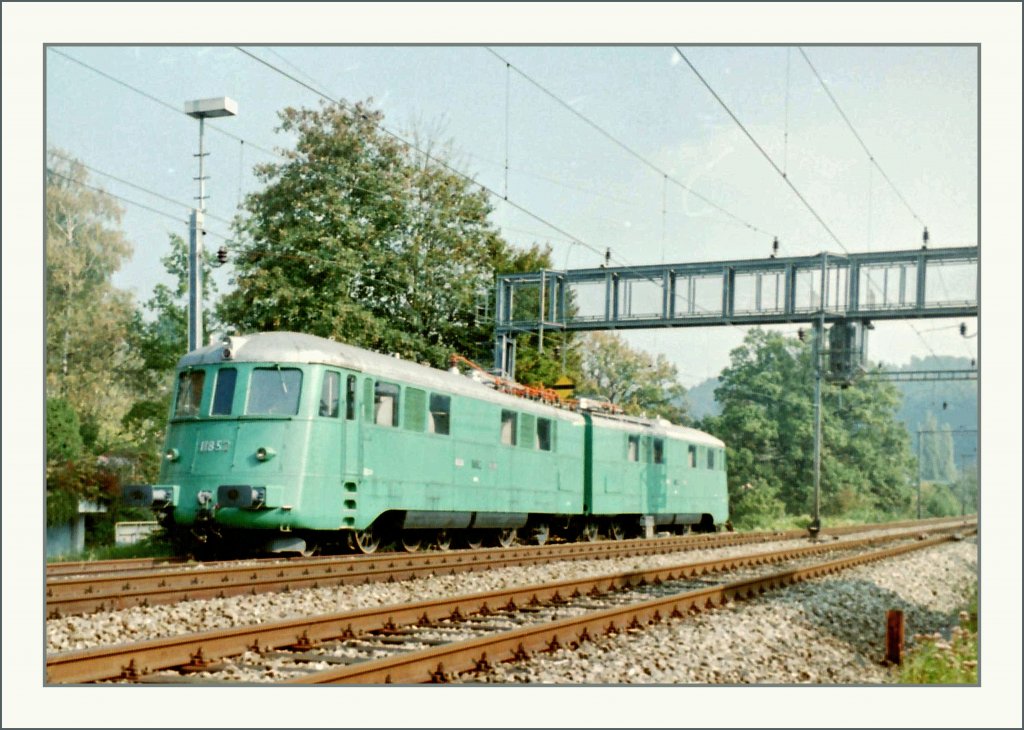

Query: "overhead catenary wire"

xmin=673 ymin=46 xmax=846 ymax=254
xmin=674 ymin=46 xmax=945 ymax=363
xmin=484 ymin=47 xmax=775 ymax=242
xmin=797 ymin=47 xmax=927 ymax=228
xmin=235 ymin=45 xmax=633 ymax=271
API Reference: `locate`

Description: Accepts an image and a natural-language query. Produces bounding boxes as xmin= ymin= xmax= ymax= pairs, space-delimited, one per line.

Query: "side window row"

xmin=500 ymin=410 xmax=554 ymax=451
xmin=627 ymin=435 xmax=665 ymax=464
xmin=687 ymin=444 xmax=725 ymax=470
xmin=362 ymin=379 xmax=451 ymax=436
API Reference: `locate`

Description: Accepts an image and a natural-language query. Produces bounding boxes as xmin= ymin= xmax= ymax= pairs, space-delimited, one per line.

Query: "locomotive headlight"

xmin=165 ymin=448 xmax=180 ymax=462
xmin=255 ymin=446 xmax=277 ymax=462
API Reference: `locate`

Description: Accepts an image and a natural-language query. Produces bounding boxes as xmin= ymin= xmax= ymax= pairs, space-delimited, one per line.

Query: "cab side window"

xmin=346 ymin=375 xmax=357 ymax=420
xmin=688 ymin=445 xmax=697 ymax=468
xmin=174 ymin=370 xmax=205 ymax=417
xmin=627 ymin=435 xmax=640 ymax=462
xmin=319 ymin=371 xmax=340 ymax=418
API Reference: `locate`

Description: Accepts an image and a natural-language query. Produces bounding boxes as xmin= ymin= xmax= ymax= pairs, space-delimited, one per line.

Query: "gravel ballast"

xmin=47 ymin=531 xmax=977 ymax=684
xmin=461 ymin=539 xmax=978 ymax=684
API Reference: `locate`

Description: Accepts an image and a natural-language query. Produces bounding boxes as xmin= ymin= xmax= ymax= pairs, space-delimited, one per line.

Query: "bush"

xmin=729 ymin=479 xmax=787 ymax=530
xmin=46 ymin=488 xmax=80 ymax=527
xmin=46 ymin=398 xmax=84 ymax=464
xmin=899 ymin=584 xmax=978 ymax=684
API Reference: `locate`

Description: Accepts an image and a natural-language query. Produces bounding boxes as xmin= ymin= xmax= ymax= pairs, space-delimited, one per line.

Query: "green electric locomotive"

xmin=124 ymin=331 xmax=728 ymax=555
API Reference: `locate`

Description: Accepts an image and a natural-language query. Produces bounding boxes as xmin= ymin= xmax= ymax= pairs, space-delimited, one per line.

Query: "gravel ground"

xmin=459 ymin=538 xmax=978 ymax=684
xmin=49 ymin=530 xmax=978 ymax=687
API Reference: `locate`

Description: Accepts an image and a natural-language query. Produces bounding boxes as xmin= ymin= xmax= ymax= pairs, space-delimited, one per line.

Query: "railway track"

xmin=44 ymin=516 xmax=968 ymax=580
xmin=46 ymin=521 xmax=975 ymax=684
xmin=45 ymin=516 xmax=973 ymax=618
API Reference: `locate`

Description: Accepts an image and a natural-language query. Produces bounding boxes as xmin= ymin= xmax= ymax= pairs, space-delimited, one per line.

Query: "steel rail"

xmin=289 ymin=533 xmax=967 ymax=684
xmin=46 ymin=557 xmax=188 ymax=577
xmin=45 ymin=524 xmax=973 ymax=684
xmin=45 ymin=517 xmax=973 ymax=617
xmin=44 ymin=515 xmax=970 ymax=579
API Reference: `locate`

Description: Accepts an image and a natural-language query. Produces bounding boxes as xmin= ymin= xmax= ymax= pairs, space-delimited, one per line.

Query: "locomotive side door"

xmin=312 ymin=369 xmax=345 ymax=484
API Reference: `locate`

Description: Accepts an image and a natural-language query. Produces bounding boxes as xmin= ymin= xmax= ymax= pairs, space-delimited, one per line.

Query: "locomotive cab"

xmin=122 ymin=336 xmax=355 ymax=551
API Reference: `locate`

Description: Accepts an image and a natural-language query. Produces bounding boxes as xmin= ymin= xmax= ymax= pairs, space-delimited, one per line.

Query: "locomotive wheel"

xmin=462 ymin=531 xmax=485 ymax=550
xmin=350 ymin=527 xmax=381 ymax=554
xmin=495 ymin=528 xmax=517 ymax=549
xmin=432 ymin=530 xmax=453 ymax=552
xmin=530 ymin=523 xmax=550 ymax=546
xmin=608 ymin=521 xmax=627 ymax=541
xmin=400 ymin=532 xmax=422 ymax=553
xmin=581 ymin=522 xmax=600 ymax=542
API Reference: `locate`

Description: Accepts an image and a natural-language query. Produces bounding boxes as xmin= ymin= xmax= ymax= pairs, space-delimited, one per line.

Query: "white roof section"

xmin=180 ymin=332 xmax=724 ymax=445
xmin=179 ymin=332 xmax=584 ymax=423
xmin=589 ymin=412 xmax=725 ymax=448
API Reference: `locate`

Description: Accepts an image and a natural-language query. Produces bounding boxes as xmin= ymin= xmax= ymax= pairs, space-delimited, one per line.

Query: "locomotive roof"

xmin=180 ymin=331 xmax=723 ymax=447
xmin=180 ymin=331 xmax=584 ymax=422
xmin=588 ymin=412 xmax=725 ymax=448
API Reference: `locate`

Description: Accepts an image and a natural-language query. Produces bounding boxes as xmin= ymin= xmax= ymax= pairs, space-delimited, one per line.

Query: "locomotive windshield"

xmin=246 ymin=367 xmax=303 ymax=415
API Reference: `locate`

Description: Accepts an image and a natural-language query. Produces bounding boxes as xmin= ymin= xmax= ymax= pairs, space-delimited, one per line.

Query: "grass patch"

xmin=47 ymin=534 xmax=176 ymax=563
xmin=899 ymin=584 xmax=978 ymax=684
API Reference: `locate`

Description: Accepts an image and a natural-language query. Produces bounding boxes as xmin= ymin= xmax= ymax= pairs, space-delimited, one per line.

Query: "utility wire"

xmin=48 ymin=49 xmax=285 ymax=163
xmin=48 ymin=168 xmax=236 ymax=244
xmin=48 ymin=169 xmax=185 ymax=226
xmin=485 ymin=47 xmax=774 ymax=240
xmin=48 ymin=150 xmax=235 ymax=226
xmin=797 ymin=47 xmax=926 ymax=228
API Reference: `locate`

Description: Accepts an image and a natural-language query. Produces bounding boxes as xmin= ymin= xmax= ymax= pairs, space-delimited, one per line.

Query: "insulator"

xmin=217 ymin=246 xmax=228 ymax=264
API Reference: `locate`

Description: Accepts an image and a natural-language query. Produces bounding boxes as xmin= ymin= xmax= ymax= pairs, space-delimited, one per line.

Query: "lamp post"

xmin=184 ymin=97 xmax=237 ymax=352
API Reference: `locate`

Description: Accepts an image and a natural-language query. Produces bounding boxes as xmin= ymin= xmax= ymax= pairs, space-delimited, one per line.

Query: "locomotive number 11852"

xmin=198 ymin=440 xmax=231 ymax=453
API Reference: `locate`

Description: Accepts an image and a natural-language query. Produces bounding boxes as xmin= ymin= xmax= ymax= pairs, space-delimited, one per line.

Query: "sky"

xmin=4 ymin=5 xmax=1021 ymax=730
xmin=43 ymin=43 xmax=980 ymax=386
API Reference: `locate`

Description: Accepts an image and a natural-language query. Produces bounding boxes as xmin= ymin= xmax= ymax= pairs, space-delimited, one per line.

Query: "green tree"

xmin=123 ymin=234 xmax=218 ymax=454
xmin=919 ymin=412 xmax=957 ymax=483
xmin=578 ymin=332 xmax=688 ymax=423
xmin=704 ymin=329 xmax=915 ymax=522
xmin=222 ymin=101 xmax=512 ymax=370
xmin=46 ymin=398 xmax=84 ymax=465
xmin=46 ymin=150 xmax=137 ymax=445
